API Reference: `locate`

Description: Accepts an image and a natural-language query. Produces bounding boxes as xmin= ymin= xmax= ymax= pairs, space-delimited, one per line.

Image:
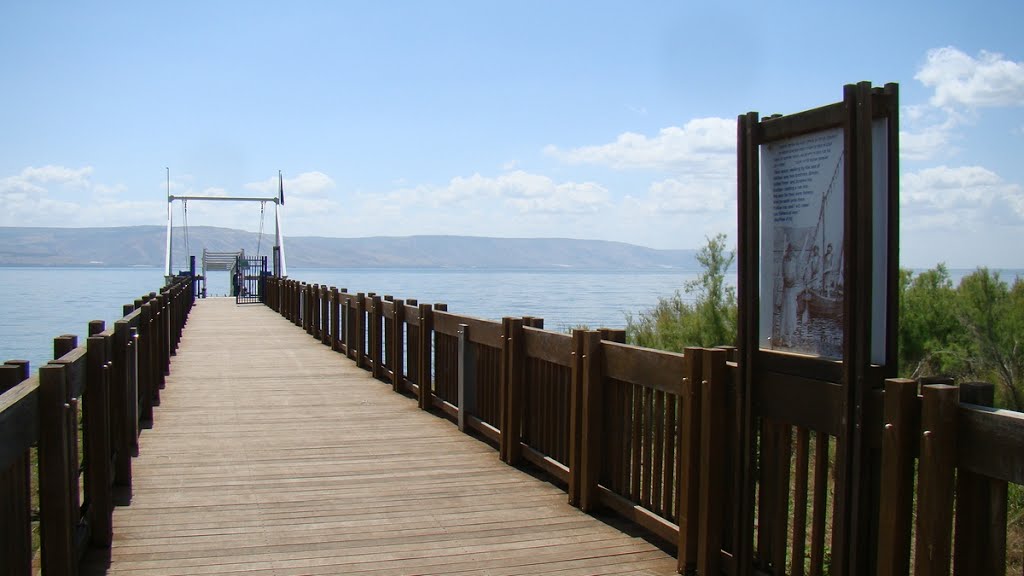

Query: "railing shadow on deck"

xmin=266 ymin=276 xmax=1024 ymax=576
xmin=0 ymin=276 xmax=195 ymax=575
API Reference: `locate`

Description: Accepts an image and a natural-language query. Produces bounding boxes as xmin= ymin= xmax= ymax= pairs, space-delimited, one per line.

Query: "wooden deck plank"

xmin=82 ymin=298 xmax=676 ymax=575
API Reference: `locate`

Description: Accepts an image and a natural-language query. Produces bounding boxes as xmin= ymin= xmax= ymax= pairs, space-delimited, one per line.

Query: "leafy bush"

xmin=900 ymin=266 xmax=1024 ymax=410
xmin=626 ymin=233 xmax=737 ymax=351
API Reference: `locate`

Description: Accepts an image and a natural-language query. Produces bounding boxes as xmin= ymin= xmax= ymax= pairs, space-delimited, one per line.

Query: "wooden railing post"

xmin=697 ymin=348 xmax=728 ymax=576
xmin=85 ymin=333 xmax=113 ymax=547
xmin=417 ymin=303 xmax=434 ymax=411
xmin=38 ymin=363 xmax=75 ymax=576
xmin=578 ymin=330 xmax=603 ymax=513
xmin=154 ymin=291 xmax=164 ymax=379
xmin=310 ymin=284 xmax=318 ymax=337
xmin=51 ymin=334 xmax=83 ymax=536
xmin=371 ymin=295 xmax=384 ymax=379
xmin=876 ymin=378 xmax=918 ymax=576
xmin=457 ymin=323 xmax=476 ymax=432
xmin=954 ymin=381 xmax=1006 ymax=574
xmin=914 ymin=383 xmax=958 ymax=576
xmin=310 ymin=284 xmax=317 ymax=336
xmin=501 ymin=318 xmax=524 ymax=465
xmin=391 ymin=299 xmax=405 ymax=392
xmin=330 ymin=288 xmax=341 ymax=352
xmin=383 ymin=296 xmax=394 ymax=376
xmin=157 ymin=292 xmax=169 ymax=380
xmin=354 ymin=293 xmax=366 ymax=368
xmin=317 ymin=285 xmax=326 ymax=340
xmin=343 ymin=294 xmax=354 ymax=359
xmin=138 ymin=303 xmax=153 ymax=424
xmin=299 ymin=283 xmax=306 ymax=331
xmin=0 ymin=360 xmax=32 ymax=575
xmin=567 ymin=328 xmax=583 ymax=505
xmin=283 ymin=280 xmax=290 ymax=321
xmin=303 ymin=283 xmax=312 ymax=333
xmin=322 ymin=288 xmax=332 ymax=347
xmin=54 ymin=334 xmax=77 ymax=360
xmin=677 ymin=347 xmax=704 ymax=573
xmin=112 ymin=320 xmax=133 ymax=491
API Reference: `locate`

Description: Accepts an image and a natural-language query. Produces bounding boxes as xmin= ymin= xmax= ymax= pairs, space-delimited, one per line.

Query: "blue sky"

xmin=1 ymin=1 xmax=1023 ymax=268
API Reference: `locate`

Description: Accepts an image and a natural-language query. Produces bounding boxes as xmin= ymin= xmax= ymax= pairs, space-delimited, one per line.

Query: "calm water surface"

xmin=4 ymin=266 xmax=1016 ymax=375
xmin=0 ymin=267 xmax=705 ymax=372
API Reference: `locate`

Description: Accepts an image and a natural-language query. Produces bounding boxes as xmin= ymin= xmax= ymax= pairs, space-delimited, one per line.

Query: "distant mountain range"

xmin=0 ymin=226 xmax=700 ymax=270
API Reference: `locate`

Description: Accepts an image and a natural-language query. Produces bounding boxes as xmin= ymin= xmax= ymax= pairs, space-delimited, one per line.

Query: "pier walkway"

xmin=82 ymin=298 xmax=676 ymax=575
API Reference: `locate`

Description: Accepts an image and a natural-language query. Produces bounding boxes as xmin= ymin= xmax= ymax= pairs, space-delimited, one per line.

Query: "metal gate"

xmin=234 ymin=256 xmax=267 ymax=304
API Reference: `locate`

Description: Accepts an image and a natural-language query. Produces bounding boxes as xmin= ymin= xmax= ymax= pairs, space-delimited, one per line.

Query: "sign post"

xmin=736 ymin=82 xmax=899 ymax=575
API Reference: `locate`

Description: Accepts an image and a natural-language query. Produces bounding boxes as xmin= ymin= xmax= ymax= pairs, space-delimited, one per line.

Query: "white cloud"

xmin=633 ymin=176 xmax=732 ymax=214
xmin=0 ymin=165 xmax=168 ymax=228
xmin=901 ymin=165 xmax=1024 ymax=228
xmin=916 ymin=47 xmax=1024 ymax=108
xmin=0 ymin=165 xmax=96 ymax=226
xmin=342 ymin=168 xmax=736 ymax=250
xmin=544 ymin=117 xmax=736 ymax=173
xmin=18 ymin=165 xmax=93 ymax=186
xmin=898 ymin=104 xmax=965 ymax=161
xmin=386 ymin=170 xmax=610 ymax=215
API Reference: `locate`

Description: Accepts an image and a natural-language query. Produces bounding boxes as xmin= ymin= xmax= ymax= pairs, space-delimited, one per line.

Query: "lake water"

xmin=0 ymin=267 xmax=707 ymax=372
xmin=3 ymin=266 xmax=1018 ymax=376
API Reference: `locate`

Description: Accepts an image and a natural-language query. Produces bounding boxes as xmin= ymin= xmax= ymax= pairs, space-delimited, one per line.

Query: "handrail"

xmin=264 ymin=274 xmax=1024 ymax=576
xmin=0 ymin=274 xmax=194 ymax=575
xmin=261 ymin=275 xmax=733 ymax=571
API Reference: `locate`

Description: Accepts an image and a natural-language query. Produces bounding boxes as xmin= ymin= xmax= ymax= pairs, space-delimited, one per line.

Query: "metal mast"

xmin=164 ymin=167 xmax=173 ymax=284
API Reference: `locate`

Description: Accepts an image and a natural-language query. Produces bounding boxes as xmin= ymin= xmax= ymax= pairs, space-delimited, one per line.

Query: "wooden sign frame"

xmin=736 ymin=82 xmax=899 ymax=575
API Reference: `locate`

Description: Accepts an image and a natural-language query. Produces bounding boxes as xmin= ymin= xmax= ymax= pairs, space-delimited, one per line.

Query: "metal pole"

xmin=164 ymin=167 xmax=173 ymax=284
xmin=275 ymin=172 xmax=287 ymax=278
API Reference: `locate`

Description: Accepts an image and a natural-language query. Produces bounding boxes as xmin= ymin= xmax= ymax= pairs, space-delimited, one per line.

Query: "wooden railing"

xmin=875 ymin=378 xmax=1023 ymax=576
xmin=266 ymin=275 xmax=1024 ymax=575
xmin=265 ymin=276 xmax=739 ymax=574
xmin=0 ymin=275 xmax=194 ymax=576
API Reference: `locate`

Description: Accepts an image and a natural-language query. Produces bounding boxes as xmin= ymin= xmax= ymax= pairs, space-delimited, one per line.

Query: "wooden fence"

xmin=265 ymin=276 xmax=1024 ymax=575
xmin=0 ymin=276 xmax=195 ymax=576
xmin=266 ymin=276 xmax=743 ymax=574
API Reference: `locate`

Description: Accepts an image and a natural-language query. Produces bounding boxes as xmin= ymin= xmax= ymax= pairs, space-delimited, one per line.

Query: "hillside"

xmin=0 ymin=226 xmax=699 ymax=270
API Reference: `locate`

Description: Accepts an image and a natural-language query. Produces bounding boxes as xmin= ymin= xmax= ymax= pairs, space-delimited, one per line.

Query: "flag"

xmin=278 ymin=171 xmax=284 ymax=205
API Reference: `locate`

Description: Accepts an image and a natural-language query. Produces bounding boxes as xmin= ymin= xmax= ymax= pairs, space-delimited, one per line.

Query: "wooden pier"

xmin=3 ymin=272 xmax=1023 ymax=575
xmin=80 ymin=298 xmax=677 ymax=575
